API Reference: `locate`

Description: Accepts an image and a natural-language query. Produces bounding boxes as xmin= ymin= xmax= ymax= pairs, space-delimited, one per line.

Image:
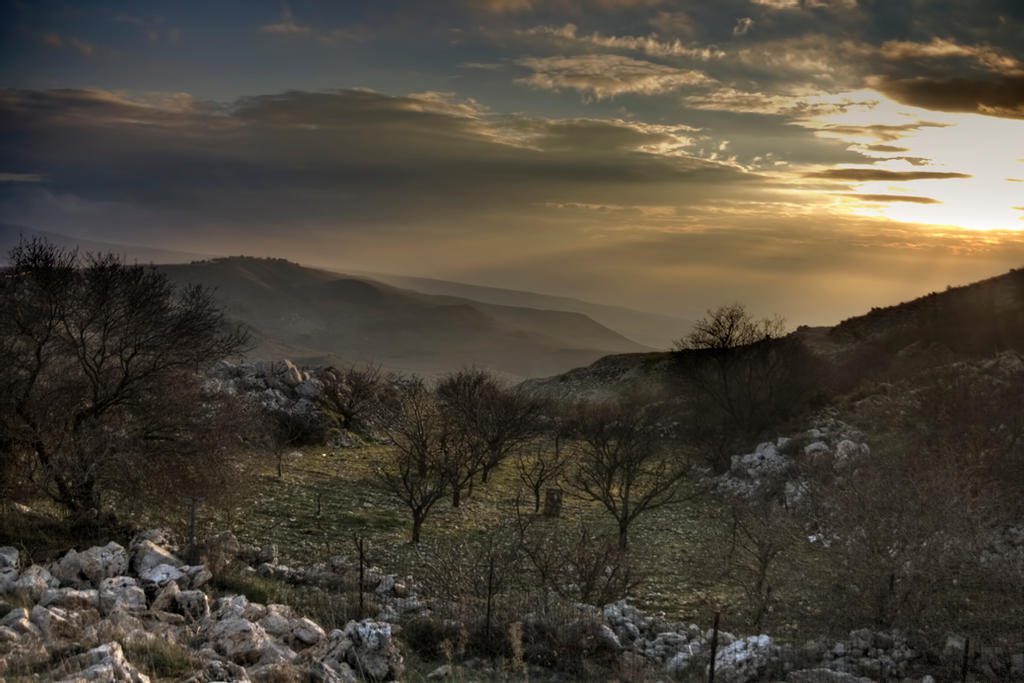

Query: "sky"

xmin=1 ymin=0 xmax=1023 ymax=326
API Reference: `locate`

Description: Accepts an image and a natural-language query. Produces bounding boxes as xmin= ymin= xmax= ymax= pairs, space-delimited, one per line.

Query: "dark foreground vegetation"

xmin=2 ymin=241 xmax=1023 ymax=681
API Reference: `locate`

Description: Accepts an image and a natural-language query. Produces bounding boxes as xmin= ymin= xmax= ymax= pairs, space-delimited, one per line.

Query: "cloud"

xmin=38 ymin=32 xmax=104 ymax=57
xmin=733 ymin=18 xmax=754 ymax=36
xmin=872 ymin=75 xmax=1024 ymax=119
xmin=0 ymin=173 xmax=46 ymax=183
xmin=750 ymin=0 xmax=858 ymax=10
xmin=682 ymin=87 xmax=875 ymax=117
xmin=879 ymin=37 xmax=1024 ymax=75
xmin=516 ymin=54 xmax=712 ymax=99
xmin=805 ymin=169 xmax=971 ymax=181
xmin=0 ymin=87 xmax=752 ymax=239
xmin=468 ymin=0 xmax=664 ymax=12
xmin=812 ymin=121 xmax=952 ymax=142
xmin=514 ymin=24 xmax=724 ymax=59
xmin=843 ymin=194 xmax=942 ymax=204
xmin=261 ymin=4 xmax=311 ymax=35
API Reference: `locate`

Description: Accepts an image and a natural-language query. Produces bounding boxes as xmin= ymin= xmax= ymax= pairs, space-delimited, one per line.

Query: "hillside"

xmin=361 ymin=272 xmax=691 ymax=349
xmin=160 ymin=257 xmax=651 ymax=379
xmin=526 ymin=266 xmax=1024 ymax=397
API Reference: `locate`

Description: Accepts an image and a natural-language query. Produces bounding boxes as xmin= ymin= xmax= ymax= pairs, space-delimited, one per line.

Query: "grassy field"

xmin=153 ymin=443 xmax=832 ymax=643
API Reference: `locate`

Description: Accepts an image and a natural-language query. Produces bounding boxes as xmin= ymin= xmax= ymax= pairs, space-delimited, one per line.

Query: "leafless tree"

xmin=568 ymin=399 xmax=692 ymax=549
xmin=376 ymin=379 xmax=453 ymax=543
xmin=320 ymin=363 xmax=395 ymax=434
xmin=436 ymin=369 xmax=544 ymax=507
xmin=0 ymin=239 xmax=249 ymax=520
xmin=514 ymin=415 xmax=573 ymax=514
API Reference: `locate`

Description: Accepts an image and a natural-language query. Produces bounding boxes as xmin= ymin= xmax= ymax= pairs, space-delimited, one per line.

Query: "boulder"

xmin=205 ymin=616 xmax=272 ymax=665
xmin=99 ymin=576 xmax=147 ymax=614
xmin=0 ymin=546 xmax=19 ymax=571
xmin=29 ymin=604 xmax=73 ymax=637
xmin=1 ymin=606 xmax=41 ymax=638
xmin=787 ymin=670 xmax=873 ymax=682
xmin=50 ymin=549 xmax=88 ymax=588
xmin=293 ymin=616 xmax=327 ymax=647
xmin=13 ymin=564 xmax=58 ymax=602
xmin=183 ymin=564 xmax=213 ymax=590
xmin=58 ymin=641 xmax=150 ymax=683
xmin=320 ymin=620 xmax=405 ymax=682
xmin=714 ymin=635 xmax=781 ymax=683
xmin=78 ymin=542 xmax=130 ymax=586
xmin=150 ymin=581 xmax=181 ymax=612
xmin=131 ymin=540 xmax=183 ymax=575
xmin=139 ymin=563 xmax=185 ymax=586
xmin=282 ymin=360 xmax=303 ymax=387
xmin=175 ymin=590 xmax=210 ymax=621
xmin=41 ymin=587 xmax=100 ymax=610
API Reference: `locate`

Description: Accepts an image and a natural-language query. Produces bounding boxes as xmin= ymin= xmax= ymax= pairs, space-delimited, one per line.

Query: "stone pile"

xmin=0 ymin=531 xmax=404 ymax=682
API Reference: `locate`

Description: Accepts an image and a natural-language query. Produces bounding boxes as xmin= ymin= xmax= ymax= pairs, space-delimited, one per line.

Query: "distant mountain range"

xmin=1 ymin=225 xmax=689 ymax=375
xmin=159 ymin=257 xmax=652 ymax=379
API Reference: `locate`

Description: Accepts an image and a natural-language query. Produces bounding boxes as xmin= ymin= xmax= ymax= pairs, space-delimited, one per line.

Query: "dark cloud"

xmin=815 ymin=121 xmax=951 ymax=142
xmin=844 ymin=194 xmax=942 ymax=204
xmin=805 ymin=169 xmax=971 ymax=181
xmin=865 ymin=144 xmax=909 ymax=153
xmin=873 ymin=75 xmax=1024 ymax=119
xmin=0 ymin=87 xmax=757 ymax=236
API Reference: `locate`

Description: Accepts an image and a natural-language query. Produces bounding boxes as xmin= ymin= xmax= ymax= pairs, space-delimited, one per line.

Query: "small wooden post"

xmin=543 ymin=488 xmax=563 ymax=517
xmin=708 ymin=611 xmax=720 ymax=683
xmin=961 ymin=636 xmax=970 ymax=683
xmin=354 ymin=535 xmax=366 ymax=619
xmin=184 ymin=496 xmax=205 ymax=565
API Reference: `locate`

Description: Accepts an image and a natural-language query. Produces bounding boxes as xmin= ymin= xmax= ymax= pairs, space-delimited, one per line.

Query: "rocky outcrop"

xmin=0 ymin=535 xmax=405 ymax=682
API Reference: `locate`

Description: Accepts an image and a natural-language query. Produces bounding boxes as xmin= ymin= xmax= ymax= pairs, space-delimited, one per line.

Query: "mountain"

xmin=0 ymin=224 xmax=207 ymax=265
xmin=525 ymin=266 xmax=1024 ymax=397
xmin=358 ymin=272 xmax=691 ymax=349
xmin=159 ymin=257 xmax=651 ymax=379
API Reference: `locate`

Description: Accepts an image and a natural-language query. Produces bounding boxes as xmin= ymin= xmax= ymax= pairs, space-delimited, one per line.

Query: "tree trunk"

xmin=411 ymin=514 xmax=423 ymax=544
xmin=452 ymin=484 xmax=462 ymax=508
xmin=618 ymin=522 xmax=629 ymax=550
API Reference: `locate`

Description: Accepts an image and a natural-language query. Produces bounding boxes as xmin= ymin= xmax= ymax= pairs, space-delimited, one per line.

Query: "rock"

xmin=42 ymin=587 xmax=100 ymax=610
xmin=184 ymin=564 xmax=213 ymax=589
xmin=29 ymin=604 xmax=72 ymax=636
xmin=310 ymin=659 xmax=359 ymax=682
xmin=176 ymin=590 xmax=210 ymax=621
xmin=131 ymin=528 xmax=179 ymax=553
xmin=427 ymin=664 xmax=452 ymax=679
xmin=59 ymin=641 xmax=151 ymax=682
xmin=1 ymin=607 xmax=41 ymax=637
xmin=320 ymin=620 xmax=405 ymax=682
xmin=205 ymin=616 xmax=272 ymax=665
xmin=293 ymin=616 xmax=327 ymax=647
xmin=99 ymin=576 xmax=147 ymax=614
xmin=0 ymin=546 xmax=19 ymax=571
xmin=13 ymin=564 xmax=58 ymax=602
xmin=296 ymin=379 xmax=322 ymax=399
xmin=714 ymin=635 xmax=780 ymax=683
xmin=50 ymin=548 xmax=89 ymax=588
xmin=257 ymin=544 xmax=279 ymax=565
xmin=599 ymin=623 xmax=622 ymax=651
xmin=0 ymin=566 xmax=17 ymax=594
xmin=139 ymin=563 xmax=185 ymax=586
xmin=943 ymin=634 xmax=966 ymax=658
xmin=78 ymin=542 xmax=130 ymax=586
xmin=282 ymin=360 xmax=303 ymax=387
xmin=0 ymin=625 xmax=18 ymax=642
xmin=131 ymin=540 xmax=183 ymax=575
xmin=150 ymin=581 xmax=181 ymax=612
xmin=787 ymin=670 xmax=873 ymax=682
xmin=183 ymin=658 xmax=252 ymax=683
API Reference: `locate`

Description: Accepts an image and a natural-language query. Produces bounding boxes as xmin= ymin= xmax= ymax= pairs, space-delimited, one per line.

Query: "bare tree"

xmin=436 ymin=369 xmax=544 ymax=507
xmin=0 ymin=239 xmax=249 ymax=520
xmin=673 ymin=303 xmax=816 ymax=472
xmin=320 ymin=363 xmax=395 ymax=434
xmin=569 ymin=399 xmax=692 ymax=549
xmin=514 ymin=415 xmax=573 ymax=514
xmin=376 ymin=379 xmax=453 ymax=543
